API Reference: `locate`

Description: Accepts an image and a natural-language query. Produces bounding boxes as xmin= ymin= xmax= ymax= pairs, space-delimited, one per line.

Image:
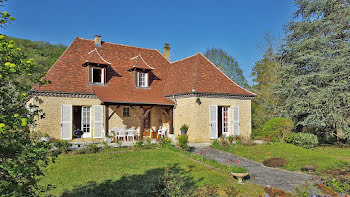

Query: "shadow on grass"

xmin=60 ymin=163 xmax=201 ymax=197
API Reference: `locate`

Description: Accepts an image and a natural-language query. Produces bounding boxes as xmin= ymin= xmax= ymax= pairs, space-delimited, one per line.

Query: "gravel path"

xmin=189 ymin=145 xmax=320 ymax=193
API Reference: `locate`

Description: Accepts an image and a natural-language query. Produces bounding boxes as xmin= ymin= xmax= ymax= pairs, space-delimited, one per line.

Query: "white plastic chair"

xmin=157 ymin=127 xmax=167 ymax=138
xmin=126 ymin=129 xmax=135 ymax=141
xmin=117 ymin=129 xmax=126 ymax=141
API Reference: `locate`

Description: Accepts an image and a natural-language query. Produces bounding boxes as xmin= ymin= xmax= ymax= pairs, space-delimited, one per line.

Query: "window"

xmin=91 ymin=67 xmax=105 ymax=84
xmin=82 ymin=107 xmax=91 ymax=133
xmin=123 ymin=107 xmax=130 ymax=117
xmin=137 ymin=72 xmax=148 ymax=87
xmin=222 ymin=107 xmax=228 ymax=134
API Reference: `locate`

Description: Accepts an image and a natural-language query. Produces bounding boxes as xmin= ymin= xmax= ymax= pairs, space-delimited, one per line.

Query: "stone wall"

xmin=28 ymin=95 xmax=170 ymax=140
xmin=173 ymin=96 xmax=252 ymax=142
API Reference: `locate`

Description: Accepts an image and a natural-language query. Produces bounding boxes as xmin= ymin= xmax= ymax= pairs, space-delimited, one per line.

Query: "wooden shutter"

xmin=61 ymin=104 xmax=72 ymax=140
xmin=93 ymin=105 xmax=104 ymax=138
xmin=145 ymin=72 xmax=148 ymax=87
xmin=209 ymin=105 xmax=218 ymax=139
xmin=232 ymin=106 xmax=240 ymax=136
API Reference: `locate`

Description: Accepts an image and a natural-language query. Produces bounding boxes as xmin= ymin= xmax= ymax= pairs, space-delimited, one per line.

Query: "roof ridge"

xmin=171 ymin=53 xmax=200 ymax=64
xmin=78 ymin=37 xmax=157 ymax=51
xmin=198 ymin=52 xmax=256 ymax=95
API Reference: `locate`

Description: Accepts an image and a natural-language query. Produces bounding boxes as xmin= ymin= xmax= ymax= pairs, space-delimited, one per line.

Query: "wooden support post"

xmin=169 ymin=107 xmax=174 ymax=134
xmin=140 ymin=106 xmax=145 ymax=139
xmin=105 ymin=104 xmax=109 ymax=137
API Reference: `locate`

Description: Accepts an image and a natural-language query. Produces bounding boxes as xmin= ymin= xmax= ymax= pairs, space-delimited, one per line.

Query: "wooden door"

xmin=143 ymin=109 xmax=151 ymax=137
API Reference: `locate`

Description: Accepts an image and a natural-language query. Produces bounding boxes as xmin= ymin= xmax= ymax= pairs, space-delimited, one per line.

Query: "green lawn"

xmin=40 ymin=148 xmax=264 ymax=196
xmin=214 ymin=143 xmax=350 ymax=173
xmin=316 ymin=146 xmax=350 ymax=162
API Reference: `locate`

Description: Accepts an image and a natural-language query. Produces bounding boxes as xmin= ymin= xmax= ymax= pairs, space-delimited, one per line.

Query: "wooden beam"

xmin=140 ymin=106 xmax=145 ymax=139
xmin=169 ymin=107 xmax=174 ymax=134
xmin=108 ymin=105 xmax=119 ymax=120
xmin=105 ymin=104 xmax=109 ymax=137
xmin=160 ymin=107 xmax=169 ymax=122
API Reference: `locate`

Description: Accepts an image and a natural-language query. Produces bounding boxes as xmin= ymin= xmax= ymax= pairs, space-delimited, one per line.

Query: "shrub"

xmin=52 ymin=140 xmax=71 ymax=154
xmin=228 ymin=135 xmax=235 ymax=143
xmin=158 ymin=137 xmax=172 ymax=148
xmin=263 ymin=158 xmax=288 ymax=167
xmin=261 ymin=117 xmax=294 ymax=142
xmin=211 ymin=139 xmax=220 ymax=148
xmin=177 ymin=134 xmax=189 ymax=150
xmin=180 ymin=124 xmax=189 ymax=134
xmin=289 ymin=132 xmax=319 ymax=149
xmin=135 ymin=139 xmax=144 ymax=148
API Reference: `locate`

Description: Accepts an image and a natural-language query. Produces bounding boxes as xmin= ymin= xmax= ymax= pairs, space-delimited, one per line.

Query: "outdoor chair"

xmin=157 ymin=127 xmax=167 ymax=138
xmin=117 ymin=129 xmax=126 ymax=141
xmin=126 ymin=129 xmax=135 ymax=141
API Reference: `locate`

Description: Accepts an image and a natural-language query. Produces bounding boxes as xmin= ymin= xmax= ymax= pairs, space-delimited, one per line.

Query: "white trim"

xmin=91 ymin=67 xmax=105 ymax=84
xmin=209 ymin=105 xmax=218 ymax=139
xmin=130 ymin=54 xmax=155 ymax=70
xmin=61 ymin=104 xmax=73 ymax=140
xmin=198 ymin=52 xmax=256 ymax=96
xmin=81 ymin=106 xmax=91 ymax=138
xmin=85 ymin=48 xmax=111 ymax=65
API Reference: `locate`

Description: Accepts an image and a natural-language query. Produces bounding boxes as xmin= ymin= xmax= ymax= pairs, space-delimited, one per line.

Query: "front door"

xmin=143 ymin=109 xmax=151 ymax=137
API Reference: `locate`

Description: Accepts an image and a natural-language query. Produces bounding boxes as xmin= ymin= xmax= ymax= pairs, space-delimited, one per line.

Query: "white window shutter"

xmin=232 ymin=106 xmax=240 ymax=136
xmin=93 ymin=105 xmax=104 ymax=138
xmin=145 ymin=73 xmax=148 ymax=87
xmin=61 ymin=104 xmax=72 ymax=140
xmin=209 ymin=105 xmax=218 ymax=139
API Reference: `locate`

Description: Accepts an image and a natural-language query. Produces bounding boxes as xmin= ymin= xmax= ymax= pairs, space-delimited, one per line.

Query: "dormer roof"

xmin=85 ymin=48 xmax=111 ymax=65
xmin=128 ymin=54 xmax=154 ymax=71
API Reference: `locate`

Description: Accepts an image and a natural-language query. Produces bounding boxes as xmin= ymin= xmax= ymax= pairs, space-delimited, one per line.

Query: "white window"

xmin=81 ymin=106 xmax=91 ymax=133
xmin=123 ymin=107 xmax=130 ymax=117
xmin=137 ymin=72 xmax=148 ymax=87
xmin=222 ymin=107 xmax=228 ymax=134
xmin=91 ymin=67 xmax=105 ymax=84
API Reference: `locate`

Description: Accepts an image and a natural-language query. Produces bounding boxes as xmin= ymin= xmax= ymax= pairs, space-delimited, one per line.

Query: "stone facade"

xmin=28 ymin=95 xmax=170 ymax=140
xmin=172 ymin=96 xmax=252 ymax=142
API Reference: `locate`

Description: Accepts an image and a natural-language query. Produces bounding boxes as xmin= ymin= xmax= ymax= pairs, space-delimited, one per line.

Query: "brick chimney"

xmin=94 ymin=35 xmax=101 ymax=47
xmin=163 ymin=43 xmax=170 ymax=61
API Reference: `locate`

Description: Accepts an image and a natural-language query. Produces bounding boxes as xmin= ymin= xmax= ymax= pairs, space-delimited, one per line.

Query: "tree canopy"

xmin=276 ymin=0 xmax=350 ymax=141
xmin=204 ymin=48 xmax=250 ymax=89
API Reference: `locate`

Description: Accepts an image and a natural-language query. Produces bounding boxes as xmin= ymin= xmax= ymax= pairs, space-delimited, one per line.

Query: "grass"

xmin=40 ymin=148 xmax=264 ymax=196
xmin=316 ymin=146 xmax=350 ymax=162
xmin=212 ymin=143 xmax=350 ymax=173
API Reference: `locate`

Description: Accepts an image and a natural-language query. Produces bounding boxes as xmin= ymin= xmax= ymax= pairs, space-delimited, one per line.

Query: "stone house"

xmin=29 ymin=36 xmax=255 ymax=142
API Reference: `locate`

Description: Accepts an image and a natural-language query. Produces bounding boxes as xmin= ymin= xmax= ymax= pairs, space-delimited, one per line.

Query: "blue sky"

xmin=2 ymin=0 xmax=295 ymax=84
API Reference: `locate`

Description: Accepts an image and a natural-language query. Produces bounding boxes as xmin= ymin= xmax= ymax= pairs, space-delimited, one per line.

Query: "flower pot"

xmin=181 ymin=130 xmax=187 ymax=135
xmin=40 ymin=137 xmax=50 ymax=142
xmin=230 ymin=172 xmax=248 ymax=184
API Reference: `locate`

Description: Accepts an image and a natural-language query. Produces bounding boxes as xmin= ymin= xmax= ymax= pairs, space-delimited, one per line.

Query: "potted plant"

xmin=227 ymin=160 xmax=248 ymax=184
xmin=180 ymin=124 xmax=189 ymax=135
xmin=40 ymin=133 xmax=50 ymax=142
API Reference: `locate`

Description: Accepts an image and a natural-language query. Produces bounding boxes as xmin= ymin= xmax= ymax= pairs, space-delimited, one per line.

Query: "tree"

xmin=276 ymin=0 xmax=350 ymax=141
xmin=0 ymin=1 xmax=54 ymax=195
xmin=251 ymin=34 xmax=281 ymax=129
xmin=204 ymin=48 xmax=250 ymax=89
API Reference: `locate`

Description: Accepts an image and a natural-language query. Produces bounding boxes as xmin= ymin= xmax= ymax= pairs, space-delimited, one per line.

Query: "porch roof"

xmin=93 ymin=86 xmax=174 ymax=105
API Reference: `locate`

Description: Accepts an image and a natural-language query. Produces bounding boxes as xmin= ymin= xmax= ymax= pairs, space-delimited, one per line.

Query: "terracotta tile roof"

xmin=163 ymin=53 xmax=255 ymax=96
xmin=128 ymin=55 xmax=154 ymax=71
xmin=33 ymin=37 xmax=254 ymax=105
xmin=85 ymin=48 xmax=111 ymax=65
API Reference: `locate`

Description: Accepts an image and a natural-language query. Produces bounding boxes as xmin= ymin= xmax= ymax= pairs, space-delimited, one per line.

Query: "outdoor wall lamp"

xmin=196 ymin=97 xmax=201 ymax=105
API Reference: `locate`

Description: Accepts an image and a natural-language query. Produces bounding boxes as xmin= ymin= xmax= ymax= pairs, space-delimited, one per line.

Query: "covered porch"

xmin=104 ymin=102 xmax=174 ymax=140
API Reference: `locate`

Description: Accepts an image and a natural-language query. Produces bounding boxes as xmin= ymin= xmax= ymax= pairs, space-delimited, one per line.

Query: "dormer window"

xmin=137 ymin=72 xmax=148 ymax=88
xmin=89 ymin=66 xmax=106 ymax=85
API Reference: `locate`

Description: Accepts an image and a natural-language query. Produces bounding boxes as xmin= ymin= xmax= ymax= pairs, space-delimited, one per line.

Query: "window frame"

xmin=123 ymin=107 xmax=130 ymax=117
xmin=90 ymin=66 xmax=105 ymax=85
xmin=137 ymin=71 xmax=148 ymax=88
